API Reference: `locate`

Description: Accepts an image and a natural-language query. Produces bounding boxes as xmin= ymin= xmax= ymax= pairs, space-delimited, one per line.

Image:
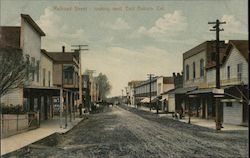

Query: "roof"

xmin=0 ymin=27 xmax=21 ymax=48
xmin=41 ymin=49 xmax=53 ymax=61
xmin=230 ymin=40 xmax=248 ymax=61
xmin=21 ymin=14 xmax=45 ymax=36
xmin=187 ymin=86 xmax=235 ymax=95
xmin=42 ymin=50 xmax=79 ymax=63
xmin=206 ymin=40 xmax=248 ymax=69
xmin=128 ymin=80 xmax=145 ymax=87
xmin=168 ymin=86 xmax=197 ymax=94
xmin=183 ymin=41 xmax=208 ymax=60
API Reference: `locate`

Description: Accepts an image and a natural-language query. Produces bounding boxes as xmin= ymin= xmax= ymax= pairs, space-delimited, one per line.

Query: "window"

xmin=227 ymin=66 xmax=230 ymax=79
xmin=48 ymin=71 xmax=51 ymax=87
xmin=237 ymin=63 xmax=242 ymax=81
xmin=43 ymin=68 xmax=46 ymax=86
xmin=186 ymin=65 xmax=189 ymax=80
xmin=200 ymin=59 xmax=204 ymax=77
xmin=31 ymin=57 xmax=35 ymax=81
xmin=193 ymin=62 xmax=196 ymax=79
xmin=36 ymin=61 xmax=40 ymax=82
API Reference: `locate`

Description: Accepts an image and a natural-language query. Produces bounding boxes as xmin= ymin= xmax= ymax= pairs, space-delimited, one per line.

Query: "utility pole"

xmin=147 ymin=74 xmax=154 ymax=111
xmin=208 ymin=19 xmax=226 ymax=130
xmin=71 ymin=45 xmax=88 ymax=116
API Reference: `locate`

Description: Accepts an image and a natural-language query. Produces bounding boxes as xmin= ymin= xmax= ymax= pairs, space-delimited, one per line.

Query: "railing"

xmin=1 ymin=112 xmax=40 ymax=138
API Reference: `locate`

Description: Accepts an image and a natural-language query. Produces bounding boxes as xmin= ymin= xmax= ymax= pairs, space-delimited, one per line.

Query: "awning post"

xmin=70 ymin=91 xmax=73 ymax=122
xmin=60 ymin=88 xmax=63 ymax=128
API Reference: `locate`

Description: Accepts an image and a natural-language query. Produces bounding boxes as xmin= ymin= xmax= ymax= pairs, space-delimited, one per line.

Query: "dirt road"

xmin=4 ymin=105 xmax=248 ymax=158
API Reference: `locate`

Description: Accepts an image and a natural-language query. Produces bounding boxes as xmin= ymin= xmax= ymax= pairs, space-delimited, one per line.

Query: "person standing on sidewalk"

xmin=78 ymin=103 xmax=82 ymax=117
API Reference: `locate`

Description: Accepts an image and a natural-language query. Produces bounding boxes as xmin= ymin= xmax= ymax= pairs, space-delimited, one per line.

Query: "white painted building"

xmin=206 ymin=40 xmax=248 ymax=125
xmin=1 ymin=14 xmax=46 ymax=106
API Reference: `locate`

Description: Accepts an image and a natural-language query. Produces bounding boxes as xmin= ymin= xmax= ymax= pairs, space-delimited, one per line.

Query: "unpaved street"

xmin=5 ymin=105 xmax=248 ymax=158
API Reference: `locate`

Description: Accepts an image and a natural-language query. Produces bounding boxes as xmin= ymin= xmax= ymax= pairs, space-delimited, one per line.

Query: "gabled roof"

xmin=0 ymin=27 xmax=21 ymax=48
xmin=206 ymin=40 xmax=248 ymax=70
xmin=42 ymin=49 xmax=79 ymax=65
xmin=21 ymin=14 xmax=45 ymax=36
xmin=230 ymin=40 xmax=248 ymax=61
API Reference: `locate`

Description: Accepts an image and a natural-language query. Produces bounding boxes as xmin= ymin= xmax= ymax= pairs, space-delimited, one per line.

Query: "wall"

xmin=40 ymin=54 xmax=53 ymax=87
xmin=207 ymin=47 xmax=248 ymax=87
xmin=1 ymin=88 xmax=23 ymax=106
xmin=183 ymin=49 xmax=207 ymax=88
xmin=20 ymin=17 xmax=42 ymax=86
xmin=168 ymin=94 xmax=175 ymax=112
xmin=53 ymin=64 xmax=63 ymax=86
xmin=223 ymin=102 xmax=243 ymax=125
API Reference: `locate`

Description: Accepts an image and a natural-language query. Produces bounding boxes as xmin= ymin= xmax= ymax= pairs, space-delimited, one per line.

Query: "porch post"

xmin=60 ymin=88 xmax=63 ymax=128
xmin=65 ymin=90 xmax=68 ymax=128
xmin=73 ymin=92 xmax=75 ymax=120
xmin=70 ymin=91 xmax=73 ymax=122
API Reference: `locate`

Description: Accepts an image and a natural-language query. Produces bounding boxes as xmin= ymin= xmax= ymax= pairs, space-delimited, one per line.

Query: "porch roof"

xmin=187 ymin=85 xmax=235 ymax=95
xmin=168 ymin=86 xmax=197 ymax=94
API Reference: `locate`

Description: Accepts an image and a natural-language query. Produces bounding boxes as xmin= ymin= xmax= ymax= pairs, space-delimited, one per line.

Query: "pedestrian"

xmin=79 ymin=103 xmax=82 ymax=116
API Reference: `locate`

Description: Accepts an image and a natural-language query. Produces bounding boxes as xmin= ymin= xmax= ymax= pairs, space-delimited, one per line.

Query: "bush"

xmin=0 ymin=104 xmax=27 ymax=114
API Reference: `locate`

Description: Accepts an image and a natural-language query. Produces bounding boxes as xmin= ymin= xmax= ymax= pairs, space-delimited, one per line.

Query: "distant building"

xmin=127 ymin=80 xmax=144 ymax=105
xmin=132 ymin=76 xmax=174 ymax=110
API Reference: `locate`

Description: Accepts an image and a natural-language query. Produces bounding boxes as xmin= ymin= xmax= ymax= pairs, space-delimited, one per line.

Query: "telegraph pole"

xmin=147 ymin=74 xmax=154 ymax=111
xmin=71 ymin=45 xmax=88 ymax=116
xmin=208 ymin=19 xmax=226 ymax=130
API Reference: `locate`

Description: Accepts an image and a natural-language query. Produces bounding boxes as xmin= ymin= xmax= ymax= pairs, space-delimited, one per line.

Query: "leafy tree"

xmin=0 ymin=48 xmax=30 ymax=103
xmin=94 ymin=73 xmax=111 ymax=100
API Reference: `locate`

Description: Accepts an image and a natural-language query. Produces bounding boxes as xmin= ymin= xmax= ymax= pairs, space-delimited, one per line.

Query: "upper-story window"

xmin=193 ymin=62 xmax=196 ymax=79
xmin=48 ymin=71 xmax=51 ymax=87
xmin=237 ymin=63 xmax=243 ymax=81
xmin=43 ymin=68 xmax=46 ymax=86
xmin=64 ymin=66 xmax=73 ymax=84
xmin=36 ymin=60 xmax=40 ymax=82
xmin=31 ymin=57 xmax=35 ymax=81
xmin=186 ymin=64 xmax=189 ymax=81
xmin=227 ymin=66 xmax=230 ymax=79
xmin=200 ymin=59 xmax=204 ymax=77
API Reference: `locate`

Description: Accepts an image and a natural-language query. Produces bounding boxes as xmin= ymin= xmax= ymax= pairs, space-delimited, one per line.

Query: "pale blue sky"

xmin=1 ymin=0 xmax=248 ymax=96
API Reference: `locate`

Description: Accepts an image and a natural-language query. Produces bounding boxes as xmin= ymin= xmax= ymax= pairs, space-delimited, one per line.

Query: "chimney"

xmin=62 ymin=46 xmax=65 ymax=53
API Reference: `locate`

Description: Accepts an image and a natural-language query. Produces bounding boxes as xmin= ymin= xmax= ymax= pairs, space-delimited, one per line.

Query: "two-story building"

xmin=43 ymin=47 xmax=80 ymax=120
xmin=181 ymin=40 xmax=248 ymax=126
xmin=0 ymin=14 xmax=58 ymax=121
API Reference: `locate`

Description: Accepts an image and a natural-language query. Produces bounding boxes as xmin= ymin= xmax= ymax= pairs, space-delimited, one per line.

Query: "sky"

xmin=0 ymin=0 xmax=248 ymax=97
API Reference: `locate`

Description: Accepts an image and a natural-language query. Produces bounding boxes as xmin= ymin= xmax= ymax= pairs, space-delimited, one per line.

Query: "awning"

xmin=168 ymin=87 xmax=197 ymax=94
xmin=187 ymin=86 xmax=233 ymax=95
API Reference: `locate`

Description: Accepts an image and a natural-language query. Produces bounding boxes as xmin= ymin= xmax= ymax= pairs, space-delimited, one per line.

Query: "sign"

xmin=214 ymin=95 xmax=224 ymax=98
xmin=212 ymin=88 xmax=224 ymax=94
xmin=220 ymin=99 xmax=237 ymax=102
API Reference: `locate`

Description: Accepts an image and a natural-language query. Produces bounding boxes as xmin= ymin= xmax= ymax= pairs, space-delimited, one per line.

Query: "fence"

xmin=1 ymin=112 xmax=40 ymax=138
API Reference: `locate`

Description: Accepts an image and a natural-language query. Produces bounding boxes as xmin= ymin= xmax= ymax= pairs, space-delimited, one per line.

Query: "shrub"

xmin=0 ymin=104 xmax=27 ymax=114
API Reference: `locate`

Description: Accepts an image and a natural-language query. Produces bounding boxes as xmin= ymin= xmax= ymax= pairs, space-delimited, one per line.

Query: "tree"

xmin=0 ymin=48 xmax=30 ymax=103
xmin=94 ymin=73 xmax=112 ymax=100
